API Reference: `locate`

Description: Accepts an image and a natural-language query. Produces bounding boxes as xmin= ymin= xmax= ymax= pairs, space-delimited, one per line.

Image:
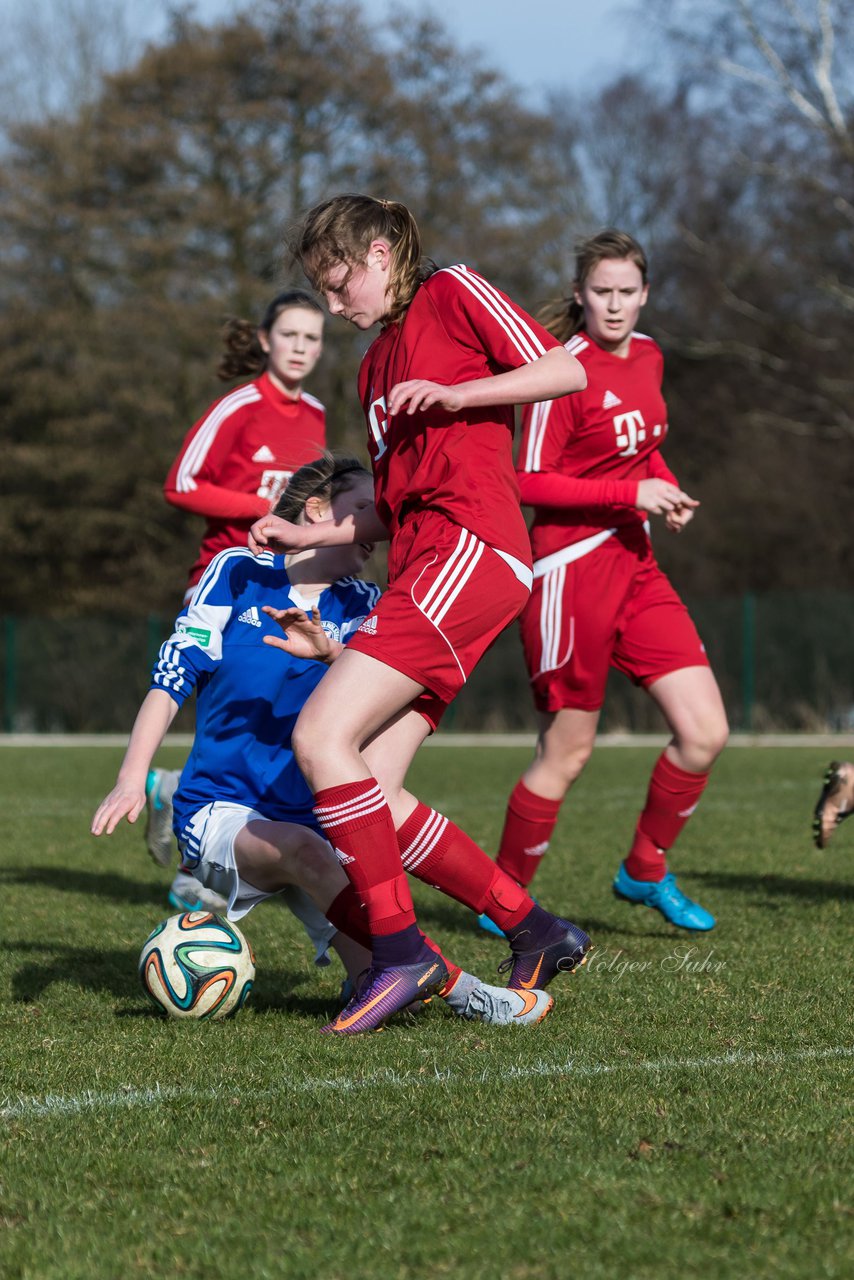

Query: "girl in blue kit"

xmin=93 ymin=454 xmax=380 ymax=981
xmin=92 ymin=453 xmax=552 ymax=1026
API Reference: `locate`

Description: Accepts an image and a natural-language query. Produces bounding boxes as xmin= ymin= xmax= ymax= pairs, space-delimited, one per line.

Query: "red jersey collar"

xmin=256 ymin=371 xmax=303 ymax=416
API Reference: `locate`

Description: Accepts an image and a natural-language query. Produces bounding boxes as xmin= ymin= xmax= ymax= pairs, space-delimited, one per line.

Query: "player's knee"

xmin=291 ymin=832 xmax=336 ymax=891
xmin=683 ymin=713 xmax=729 ymax=769
xmin=291 ymin=716 xmax=324 ymax=781
xmin=569 ymin=738 xmax=595 ymax=776
xmin=536 ymin=740 xmax=591 ymax=793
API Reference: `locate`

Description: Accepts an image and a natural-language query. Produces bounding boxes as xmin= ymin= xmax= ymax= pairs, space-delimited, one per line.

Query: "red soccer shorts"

xmin=347 ymin=510 xmax=531 ymax=730
xmin=520 ymin=534 xmax=709 ymax=713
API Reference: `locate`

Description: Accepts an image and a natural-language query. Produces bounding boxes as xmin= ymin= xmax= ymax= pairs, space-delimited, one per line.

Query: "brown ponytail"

xmin=292 ymin=194 xmax=436 ymax=324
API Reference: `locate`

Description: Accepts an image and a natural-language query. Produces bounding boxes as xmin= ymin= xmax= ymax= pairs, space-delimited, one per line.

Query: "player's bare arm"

xmin=248 ymin=505 xmax=389 ymax=555
xmin=388 ymin=346 xmax=586 ymax=416
xmin=261 ymin=605 xmax=344 ymax=665
xmin=91 ymin=689 xmax=178 ymax=835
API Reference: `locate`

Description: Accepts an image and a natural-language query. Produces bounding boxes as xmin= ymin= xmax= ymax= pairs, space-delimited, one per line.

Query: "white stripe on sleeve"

xmin=442 ymin=265 xmax=546 ymax=364
xmin=176 ymin=385 xmax=262 ymax=493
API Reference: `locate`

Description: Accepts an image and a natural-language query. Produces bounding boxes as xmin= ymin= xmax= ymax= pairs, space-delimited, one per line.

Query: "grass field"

xmin=1 ymin=743 xmax=852 ymax=1280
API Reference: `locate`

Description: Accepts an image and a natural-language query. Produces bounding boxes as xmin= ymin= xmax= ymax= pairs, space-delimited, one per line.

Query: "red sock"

xmin=624 ymin=753 xmax=710 ymax=882
xmin=313 ymin=779 xmax=416 ymax=936
xmin=496 ymin=779 xmax=562 ymax=887
xmin=324 ymin=886 xmax=371 ymax=950
xmin=397 ymin=803 xmax=533 ymax=931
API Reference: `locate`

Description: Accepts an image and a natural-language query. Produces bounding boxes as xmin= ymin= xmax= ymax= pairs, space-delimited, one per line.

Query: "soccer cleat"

xmin=451 ymin=979 xmax=554 ymax=1026
xmin=613 ymin=863 xmax=715 ymax=931
xmin=477 ymin=911 xmax=505 ymax=938
xmin=339 ymin=972 xmax=430 ymax=1016
xmin=144 ymin=768 xmax=180 ymax=868
xmin=813 ymin=761 xmax=854 ymax=849
xmin=498 ymin=917 xmax=591 ymax=991
xmin=320 ymin=956 xmax=449 ymax=1036
xmin=168 ymin=869 xmax=229 ymax=915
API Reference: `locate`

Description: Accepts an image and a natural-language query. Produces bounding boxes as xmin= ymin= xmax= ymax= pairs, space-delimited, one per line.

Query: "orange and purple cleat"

xmin=498 ymin=917 xmax=591 ymax=991
xmin=320 ymin=956 xmax=449 ymax=1036
xmin=813 ymin=761 xmax=854 ymax=849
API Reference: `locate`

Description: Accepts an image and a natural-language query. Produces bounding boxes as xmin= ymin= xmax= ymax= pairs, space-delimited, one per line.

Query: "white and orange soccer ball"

xmin=138 ymin=911 xmax=255 ymax=1020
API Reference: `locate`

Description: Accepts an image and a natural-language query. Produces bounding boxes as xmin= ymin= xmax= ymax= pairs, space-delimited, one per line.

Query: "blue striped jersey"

xmin=150 ymin=547 xmax=381 ymax=835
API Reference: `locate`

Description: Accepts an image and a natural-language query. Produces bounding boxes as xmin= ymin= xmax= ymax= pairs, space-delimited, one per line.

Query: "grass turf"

xmin=0 ymin=743 xmax=851 ymax=1280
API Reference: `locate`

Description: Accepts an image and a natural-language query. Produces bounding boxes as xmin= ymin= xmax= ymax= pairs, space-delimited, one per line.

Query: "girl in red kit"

xmin=147 ymin=290 xmax=328 ymax=915
xmin=165 ymin=289 xmax=327 ymax=604
xmin=250 ymin=193 xmax=591 ymax=1034
xmin=488 ymin=229 xmax=728 ymax=934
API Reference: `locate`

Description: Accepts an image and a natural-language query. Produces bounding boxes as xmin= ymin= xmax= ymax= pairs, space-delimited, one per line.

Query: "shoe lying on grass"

xmin=813 ymin=761 xmax=854 ymax=849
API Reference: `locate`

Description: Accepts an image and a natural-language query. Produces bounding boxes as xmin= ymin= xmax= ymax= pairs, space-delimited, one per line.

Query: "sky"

xmin=184 ymin=0 xmax=654 ymax=102
xmin=357 ymin=0 xmax=652 ymax=102
xmin=0 ymin=0 xmax=659 ymax=123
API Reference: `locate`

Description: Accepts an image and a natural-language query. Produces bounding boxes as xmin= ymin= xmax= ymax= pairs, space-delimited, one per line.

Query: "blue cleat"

xmin=144 ymin=768 xmax=180 ymax=868
xmin=477 ymin=911 xmax=505 ymax=937
xmin=168 ymin=869 xmax=228 ymax=915
xmin=613 ymin=863 xmax=715 ymax=931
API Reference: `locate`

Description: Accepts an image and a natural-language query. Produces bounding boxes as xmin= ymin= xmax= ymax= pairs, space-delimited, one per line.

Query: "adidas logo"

xmin=602 ymin=390 xmax=622 ymax=410
xmin=237 ymin=606 xmax=262 ymax=627
xmin=333 ymin=846 xmax=355 ymax=866
xmin=358 ymin=615 xmax=378 ymax=635
xmin=252 ymin=445 xmax=275 ymax=463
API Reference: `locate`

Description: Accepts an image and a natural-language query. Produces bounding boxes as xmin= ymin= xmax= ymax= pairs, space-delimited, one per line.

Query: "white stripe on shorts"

xmin=537 ymin=565 xmax=574 ymax=676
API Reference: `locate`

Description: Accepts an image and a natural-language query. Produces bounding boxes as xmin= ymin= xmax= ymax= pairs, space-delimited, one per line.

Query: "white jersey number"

xmin=256 ymin=469 xmax=292 ymax=503
xmin=368 ymin=395 xmax=389 ymax=462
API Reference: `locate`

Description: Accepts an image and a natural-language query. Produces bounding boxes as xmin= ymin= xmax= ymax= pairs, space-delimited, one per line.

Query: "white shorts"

xmin=178 ymin=801 xmax=336 ymax=966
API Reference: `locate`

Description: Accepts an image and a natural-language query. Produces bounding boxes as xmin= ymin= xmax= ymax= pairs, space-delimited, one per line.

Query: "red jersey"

xmin=517 ymin=330 xmax=678 ymax=562
xmin=164 ymin=372 xmax=326 ymax=590
xmin=356 ymin=266 xmax=562 ymax=568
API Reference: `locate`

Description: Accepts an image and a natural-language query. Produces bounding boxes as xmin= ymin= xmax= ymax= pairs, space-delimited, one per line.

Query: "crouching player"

xmin=92 ymin=454 xmax=552 ymax=1028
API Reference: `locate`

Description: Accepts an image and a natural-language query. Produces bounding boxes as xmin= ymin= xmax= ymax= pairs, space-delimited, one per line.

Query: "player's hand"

xmin=91 ymin=783 xmax=146 ymax=836
xmin=388 ymin=379 xmax=464 ymax=416
xmin=665 ymin=504 xmax=697 ymax=533
xmin=636 ymin=478 xmax=699 ymax=517
xmin=261 ymin=605 xmax=342 ymax=664
xmin=248 ymin=514 xmax=307 ymax=555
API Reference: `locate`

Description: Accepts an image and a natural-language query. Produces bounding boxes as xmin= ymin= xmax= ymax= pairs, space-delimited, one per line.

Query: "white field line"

xmin=2 ymin=1045 xmax=850 ymax=1122
xmin=1 ymin=733 xmax=854 ymax=749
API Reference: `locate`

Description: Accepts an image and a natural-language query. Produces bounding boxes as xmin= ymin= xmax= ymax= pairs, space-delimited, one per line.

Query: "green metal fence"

xmin=2 ymin=592 xmax=853 ymax=734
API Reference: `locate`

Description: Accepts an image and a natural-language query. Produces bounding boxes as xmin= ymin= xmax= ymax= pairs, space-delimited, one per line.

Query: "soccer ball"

xmin=139 ymin=911 xmax=255 ymax=1020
